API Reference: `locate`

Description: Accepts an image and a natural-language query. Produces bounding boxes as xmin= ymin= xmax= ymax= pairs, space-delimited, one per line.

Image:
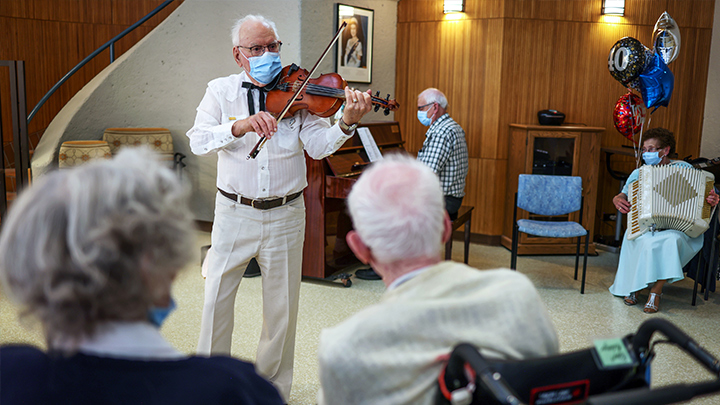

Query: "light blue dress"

xmin=609 ymin=161 xmax=704 ymax=297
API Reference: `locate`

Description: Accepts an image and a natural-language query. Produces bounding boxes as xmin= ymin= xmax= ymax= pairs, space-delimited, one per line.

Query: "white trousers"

xmin=198 ymin=192 xmax=305 ymax=401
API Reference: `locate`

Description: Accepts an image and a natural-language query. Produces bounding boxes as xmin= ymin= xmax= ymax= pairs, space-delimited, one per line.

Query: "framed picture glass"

xmin=336 ymin=4 xmax=373 ymax=83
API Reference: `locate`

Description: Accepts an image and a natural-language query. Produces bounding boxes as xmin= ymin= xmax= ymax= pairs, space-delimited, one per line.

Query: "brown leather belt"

xmin=218 ymin=188 xmax=302 ymax=210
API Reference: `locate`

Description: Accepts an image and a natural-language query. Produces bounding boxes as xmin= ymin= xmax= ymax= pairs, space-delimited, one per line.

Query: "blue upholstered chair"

xmin=510 ymin=174 xmax=589 ymax=293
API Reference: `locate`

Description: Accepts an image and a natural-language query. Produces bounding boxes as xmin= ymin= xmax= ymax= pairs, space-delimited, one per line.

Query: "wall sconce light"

xmin=602 ymin=0 xmax=625 ymax=16
xmin=444 ymin=0 xmax=465 ymax=14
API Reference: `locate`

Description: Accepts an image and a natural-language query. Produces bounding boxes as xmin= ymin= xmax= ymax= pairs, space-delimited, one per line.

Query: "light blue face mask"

xmin=642 ymin=151 xmax=662 ymax=165
xmin=245 ymin=51 xmax=282 ymax=85
xmin=147 ymin=298 xmax=176 ymax=328
xmin=417 ymin=110 xmax=432 ymax=126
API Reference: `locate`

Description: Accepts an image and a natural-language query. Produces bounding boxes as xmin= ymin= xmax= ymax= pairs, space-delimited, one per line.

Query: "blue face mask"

xmin=642 ymin=151 xmax=662 ymax=165
xmin=417 ymin=110 xmax=432 ymax=126
xmin=147 ymin=297 xmax=176 ymax=328
xmin=244 ymin=51 xmax=282 ymax=85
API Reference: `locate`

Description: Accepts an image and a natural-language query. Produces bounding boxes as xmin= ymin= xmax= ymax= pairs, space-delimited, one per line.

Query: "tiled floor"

xmin=2 ymin=233 xmax=720 ymax=404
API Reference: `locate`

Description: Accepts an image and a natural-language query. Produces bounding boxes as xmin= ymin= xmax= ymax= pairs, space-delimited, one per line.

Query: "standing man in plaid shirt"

xmin=416 ymin=88 xmax=469 ymax=220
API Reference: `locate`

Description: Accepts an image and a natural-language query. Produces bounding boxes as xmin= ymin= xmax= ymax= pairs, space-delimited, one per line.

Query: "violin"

xmin=247 ymin=21 xmax=398 ymax=159
xmin=265 ymin=64 xmax=399 ymax=118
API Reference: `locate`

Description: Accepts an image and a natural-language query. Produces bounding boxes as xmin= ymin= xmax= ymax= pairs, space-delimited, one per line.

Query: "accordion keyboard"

xmin=626 ymin=165 xmax=714 ymax=240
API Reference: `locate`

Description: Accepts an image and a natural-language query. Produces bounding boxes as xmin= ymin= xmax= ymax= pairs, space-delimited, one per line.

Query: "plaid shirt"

xmin=417 ymin=113 xmax=468 ymax=197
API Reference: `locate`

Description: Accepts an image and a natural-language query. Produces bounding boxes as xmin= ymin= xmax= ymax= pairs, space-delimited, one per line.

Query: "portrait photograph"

xmin=336 ymin=4 xmax=373 ymax=83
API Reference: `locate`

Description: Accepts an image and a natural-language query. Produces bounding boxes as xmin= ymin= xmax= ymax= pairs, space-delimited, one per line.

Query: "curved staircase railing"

xmin=2 ymin=0 xmax=177 ymax=221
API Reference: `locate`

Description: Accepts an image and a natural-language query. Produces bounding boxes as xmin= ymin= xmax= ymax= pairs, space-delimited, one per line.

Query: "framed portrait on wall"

xmin=336 ymin=4 xmax=373 ymax=83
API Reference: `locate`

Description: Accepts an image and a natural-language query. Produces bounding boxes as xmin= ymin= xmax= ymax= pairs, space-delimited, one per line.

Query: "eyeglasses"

xmin=417 ymin=102 xmax=434 ymax=111
xmin=641 ymin=146 xmax=663 ymax=153
xmin=237 ymin=41 xmax=282 ymax=57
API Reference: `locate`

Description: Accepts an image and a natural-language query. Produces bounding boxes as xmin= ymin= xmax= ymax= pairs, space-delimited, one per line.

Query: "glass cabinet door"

xmin=531 ymin=136 xmax=575 ymax=176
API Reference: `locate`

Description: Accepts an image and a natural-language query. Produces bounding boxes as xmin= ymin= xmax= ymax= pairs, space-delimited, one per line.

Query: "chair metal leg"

xmin=463 ymin=217 xmax=471 ymax=264
xmin=705 ymin=235 xmax=718 ymax=301
xmin=574 ymin=236 xmax=581 ymax=280
xmin=580 ymin=234 xmax=589 ymax=294
xmin=445 ymin=239 xmax=452 ymax=261
xmin=511 ymin=224 xmax=519 ymax=270
xmin=692 ymin=260 xmax=701 ymax=306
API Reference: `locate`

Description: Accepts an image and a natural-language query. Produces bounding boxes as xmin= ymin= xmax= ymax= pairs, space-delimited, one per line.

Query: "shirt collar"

xmin=428 ymin=113 xmax=450 ymax=132
xmin=387 ymin=265 xmax=431 ymax=291
xmin=69 ymin=322 xmax=186 ymax=360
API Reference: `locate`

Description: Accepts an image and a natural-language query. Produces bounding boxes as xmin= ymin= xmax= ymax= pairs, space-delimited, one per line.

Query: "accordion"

xmin=627 ymin=165 xmax=715 ymax=240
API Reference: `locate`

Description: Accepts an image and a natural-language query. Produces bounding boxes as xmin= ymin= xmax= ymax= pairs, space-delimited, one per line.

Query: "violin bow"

xmin=247 ymin=21 xmax=348 ymax=160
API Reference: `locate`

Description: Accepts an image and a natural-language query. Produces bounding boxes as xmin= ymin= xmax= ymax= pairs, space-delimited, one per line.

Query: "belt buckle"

xmin=251 ymin=199 xmax=258 ymax=209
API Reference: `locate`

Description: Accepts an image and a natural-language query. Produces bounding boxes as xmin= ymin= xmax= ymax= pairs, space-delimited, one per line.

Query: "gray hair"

xmin=231 ymin=15 xmax=279 ymax=46
xmin=347 ymin=153 xmax=445 ymax=263
xmin=0 ymin=148 xmax=196 ymax=347
xmin=419 ymin=88 xmax=448 ymax=109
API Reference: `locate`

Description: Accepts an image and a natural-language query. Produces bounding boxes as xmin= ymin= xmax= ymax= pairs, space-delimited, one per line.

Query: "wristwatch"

xmin=338 ymin=118 xmax=358 ymax=134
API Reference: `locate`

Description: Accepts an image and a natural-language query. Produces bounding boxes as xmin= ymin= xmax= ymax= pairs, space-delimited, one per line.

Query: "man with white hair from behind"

xmin=317 ymin=154 xmax=559 ymax=404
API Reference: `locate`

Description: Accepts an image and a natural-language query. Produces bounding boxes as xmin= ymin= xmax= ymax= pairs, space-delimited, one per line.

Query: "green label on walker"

xmin=594 ymin=338 xmax=634 ymax=368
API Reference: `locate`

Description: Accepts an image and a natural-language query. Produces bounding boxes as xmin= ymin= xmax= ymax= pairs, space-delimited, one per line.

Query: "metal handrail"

xmin=26 ymin=0 xmax=176 ymax=124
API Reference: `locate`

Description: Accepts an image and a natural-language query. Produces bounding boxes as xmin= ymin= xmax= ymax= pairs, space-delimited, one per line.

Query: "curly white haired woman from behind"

xmin=0 ymin=148 xmax=283 ymax=405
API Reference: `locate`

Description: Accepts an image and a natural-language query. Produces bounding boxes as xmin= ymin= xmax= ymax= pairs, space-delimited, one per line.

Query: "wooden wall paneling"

xmin=0 ymin=17 xmax=16 ymax=58
xmin=27 ymin=19 xmax=58 ymax=133
xmin=502 ymin=0 xmax=595 ymax=21
xmin=497 ymin=19 xmax=554 ymax=144
xmin=466 ymin=0 xmax=505 ymax=20
xmin=548 ymin=22 xmax=648 ymax=135
xmin=568 ymin=0 xmax=600 ymax=22
xmin=438 ymin=19 xmax=475 ymax=151
xmin=623 ymin=0 xmax=670 ymax=27
xmin=502 ymin=126 xmax=529 ymax=237
xmin=396 ymin=0 xmax=506 ymax=20
xmin=464 ymin=158 xmax=481 ymax=234
xmin=580 ymin=130 xmax=602 ymax=235
xmin=480 ymin=19 xmax=505 ymax=159
xmin=0 ymin=0 xmax=34 ymax=19
xmin=32 ymin=0 xmax=111 ymax=24
xmin=112 ymin=0 xmax=181 ymax=26
xmin=394 ymin=19 xmax=409 ymax=126
xmin=464 ymin=158 xmax=507 ymax=235
xmin=661 ymin=27 xmax=712 ymax=159
xmin=397 ymin=21 xmax=442 ymax=155
xmin=504 ymin=0 xmax=536 ymax=20
xmin=464 ymin=18 xmax=504 ymax=160
xmin=549 ymin=23 xmax=606 ymax=127
xmin=667 ymin=0 xmax=715 ymax=29
xmin=397 ymin=0 xmax=441 ymax=23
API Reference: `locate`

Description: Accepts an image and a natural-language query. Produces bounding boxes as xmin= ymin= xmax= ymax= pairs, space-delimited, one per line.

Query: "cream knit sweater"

xmin=318 ymin=262 xmax=559 ymax=405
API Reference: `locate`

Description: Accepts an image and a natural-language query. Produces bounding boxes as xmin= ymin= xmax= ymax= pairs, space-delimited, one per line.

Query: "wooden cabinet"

xmin=501 ymin=124 xmax=604 ymax=255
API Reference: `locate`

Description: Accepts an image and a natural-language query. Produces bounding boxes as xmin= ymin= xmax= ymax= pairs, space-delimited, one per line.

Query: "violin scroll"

xmin=373 ymin=91 xmax=399 ymax=116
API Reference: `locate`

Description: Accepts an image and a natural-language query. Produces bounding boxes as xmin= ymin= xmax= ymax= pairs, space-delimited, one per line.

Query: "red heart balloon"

xmin=613 ymin=92 xmax=646 ymax=143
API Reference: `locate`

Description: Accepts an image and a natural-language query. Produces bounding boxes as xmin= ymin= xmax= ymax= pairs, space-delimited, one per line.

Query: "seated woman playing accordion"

xmin=610 ymin=128 xmax=720 ymax=314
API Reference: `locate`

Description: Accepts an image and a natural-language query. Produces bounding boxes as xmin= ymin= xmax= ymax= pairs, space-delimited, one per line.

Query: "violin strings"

xmin=288 ymin=81 xmax=388 ymax=106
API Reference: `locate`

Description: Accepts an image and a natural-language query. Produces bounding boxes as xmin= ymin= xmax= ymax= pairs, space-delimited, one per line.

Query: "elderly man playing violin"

xmin=186 ymin=14 xmax=372 ymax=402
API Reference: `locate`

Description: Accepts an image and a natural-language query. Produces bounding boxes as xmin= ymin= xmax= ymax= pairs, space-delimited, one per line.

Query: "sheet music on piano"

xmin=357 ymin=127 xmax=383 ymax=162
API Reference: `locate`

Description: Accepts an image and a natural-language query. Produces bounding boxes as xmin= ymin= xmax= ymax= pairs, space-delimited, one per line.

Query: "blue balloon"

xmin=639 ymin=53 xmax=674 ymax=110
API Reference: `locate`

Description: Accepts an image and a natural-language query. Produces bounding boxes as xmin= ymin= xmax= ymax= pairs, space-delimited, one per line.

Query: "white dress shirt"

xmin=186 ymin=72 xmax=352 ymax=200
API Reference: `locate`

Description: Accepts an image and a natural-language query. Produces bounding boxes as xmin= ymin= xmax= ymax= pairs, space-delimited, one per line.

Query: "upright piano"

xmin=302 ymin=121 xmax=405 ymax=281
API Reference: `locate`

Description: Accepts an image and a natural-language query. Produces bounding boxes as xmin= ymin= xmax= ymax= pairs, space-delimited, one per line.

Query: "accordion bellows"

xmin=627 ymin=165 xmax=715 ymax=240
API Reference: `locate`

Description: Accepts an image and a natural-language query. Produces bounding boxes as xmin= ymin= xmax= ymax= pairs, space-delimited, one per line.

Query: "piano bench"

xmin=445 ymin=205 xmax=474 ymax=264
